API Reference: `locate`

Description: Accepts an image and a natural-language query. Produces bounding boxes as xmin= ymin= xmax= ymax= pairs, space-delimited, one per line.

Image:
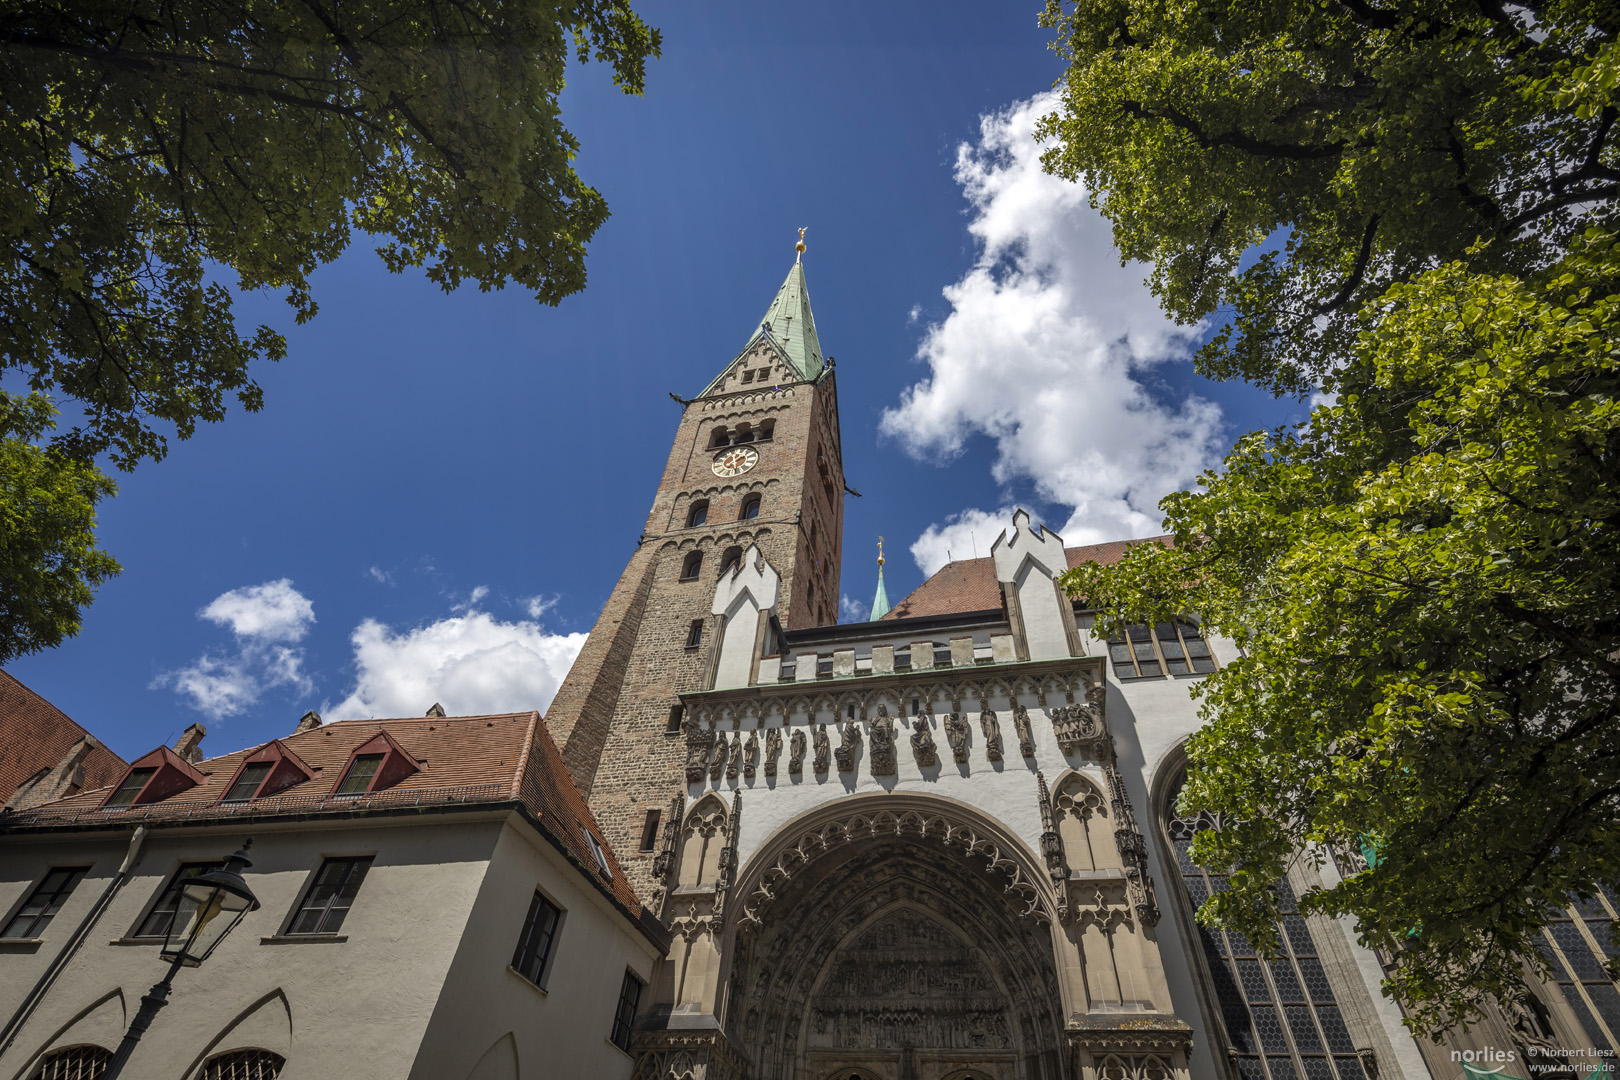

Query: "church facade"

xmin=544 ymin=245 xmax=1611 ymax=1080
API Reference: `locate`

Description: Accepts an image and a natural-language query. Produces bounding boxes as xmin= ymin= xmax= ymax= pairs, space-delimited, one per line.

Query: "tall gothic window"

xmin=1538 ymin=887 xmax=1620 ymax=1052
xmin=1165 ymin=772 xmax=1368 ymax=1080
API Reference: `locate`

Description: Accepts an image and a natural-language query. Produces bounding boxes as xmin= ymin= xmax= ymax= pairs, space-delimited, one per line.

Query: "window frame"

xmin=510 ymin=889 xmax=564 ymax=989
xmin=739 ymin=494 xmax=762 ymax=521
xmin=103 ymin=767 xmax=157 ymax=807
xmin=198 ymin=1049 xmax=286 ymax=1080
xmin=283 ymin=855 xmax=375 ymax=937
xmin=1539 ymin=886 xmax=1620 ymax=1053
xmin=638 ymin=810 xmax=662 ymax=852
xmin=332 ymin=754 xmax=384 ymax=797
xmin=1 ymin=866 xmax=90 ymax=940
xmin=679 ymin=551 xmax=703 ymax=581
xmin=1108 ymin=619 xmax=1218 ymax=679
xmin=610 ymin=968 xmax=644 ymax=1051
xmin=687 ymin=501 xmax=709 ymax=528
xmin=131 ymin=861 xmax=224 ymax=940
xmin=582 ymin=829 xmax=613 ymax=878
xmin=220 ymin=761 xmax=273 ymax=804
xmin=685 ymin=619 xmax=704 ymax=650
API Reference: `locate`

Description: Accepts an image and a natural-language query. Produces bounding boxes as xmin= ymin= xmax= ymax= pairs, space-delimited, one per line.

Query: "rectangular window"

xmin=666 ymin=705 xmax=684 ymax=733
xmin=287 ymin=856 xmax=373 ymax=935
xmin=511 ymin=891 xmax=561 ymax=987
xmin=1108 ymin=621 xmax=1217 ymax=678
xmin=2 ymin=867 xmax=89 ymax=939
xmin=639 ymin=810 xmax=662 ymax=852
xmin=334 ymin=754 xmax=383 ymax=796
xmin=134 ymin=862 xmax=221 ymax=938
xmin=221 ymin=762 xmax=272 ymax=803
xmin=685 ymin=619 xmax=703 ymax=649
xmin=740 ymin=369 xmax=755 ymax=383
xmin=611 ymin=969 xmax=644 ymax=1051
xmin=105 ymin=768 xmax=156 ymax=807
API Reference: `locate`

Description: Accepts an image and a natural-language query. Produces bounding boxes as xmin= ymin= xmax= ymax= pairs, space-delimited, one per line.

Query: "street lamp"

xmin=103 ymin=840 xmax=260 ymax=1080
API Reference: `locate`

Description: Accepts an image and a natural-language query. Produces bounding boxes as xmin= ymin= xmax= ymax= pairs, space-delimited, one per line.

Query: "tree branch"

xmin=1118 ymin=101 xmax=1346 ymax=160
xmin=1311 ymin=214 xmax=1381 ymax=316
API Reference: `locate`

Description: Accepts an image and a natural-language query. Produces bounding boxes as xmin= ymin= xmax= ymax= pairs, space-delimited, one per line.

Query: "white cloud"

xmin=325 ymin=597 xmax=586 ymax=723
xmin=367 ymin=566 xmax=393 ymax=585
xmin=840 ymin=595 xmax=869 ymax=623
xmin=155 ymin=579 xmax=316 ymax=719
xmin=883 ymin=92 xmax=1224 ymax=558
xmin=524 ymin=594 xmax=560 ymax=619
xmin=909 ymin=507 xmax=1019 ymax=578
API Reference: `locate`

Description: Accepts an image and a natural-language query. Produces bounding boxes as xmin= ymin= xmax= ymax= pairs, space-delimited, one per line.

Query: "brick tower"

xmin=546 ymin=238 xmax=844 ymax=898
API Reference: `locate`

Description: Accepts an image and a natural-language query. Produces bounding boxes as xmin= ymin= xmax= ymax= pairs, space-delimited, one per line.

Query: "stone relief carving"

xmin=1051 ymin=700 xmax=1106 ymax=756
xmin=980 ymin=709 xmax=1004 ymax=763
xmin=813 ymin=724 xmax=829 ymax=774
xmin=709 ymin=731 xmax=729 ymax=782
xmin=835 ymin=719 xmax=863 ymax=772
xmin=1104 ymin=763 xmax=1160 ymax=926
xmin=910 ymin=717 xmax=938 ymax=767
xmin=1036 ymin=772 xmax=1068 ymax=920
xmin=869 ymin=706 xmax=897 ymax=776
xmin=684 ymin=717 xmax=714 ymax=784
xmin=1013 ymin=702 xmax=1035 ymax=758
xmin=944 ymin=712 xmax=970 ymax=764
xmin=764 ymin=727 xmax=781 ymax=777
xmin=714 ymin=791 xmax=742 ymax=916
xmin=652 ymin=792 xmax=684 ymax=885
xmin=742 ymin=731 xmax=758 ymax=778
xmin=789 ymin=729 xmax=806 ymax=775
xmin=1504 ymin=988 xmax=1576 ymax=1079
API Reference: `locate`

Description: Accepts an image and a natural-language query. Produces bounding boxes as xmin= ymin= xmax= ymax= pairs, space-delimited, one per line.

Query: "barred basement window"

xmin=199 ymin=1049 xmax=285 ymax=1079
xmin=1109 ymin=621 xmax=1216 ymax=678
xmin=1538 ymin=886 xmax=1620 ymax=1053
xmin=134 ymin=862 xmax=222 ymax=939
xmin=611 ymin=969 xmax=644 ymax=1051
xmin=30 ymin=1045 xmax=110 ymax=1080
xmin=2 ymin=867 xmax=89 ymax=939
xmin=287 ymin=856 xmax=373 ymax=935
xmin=1165 ymin=771 xmax=1367 ymax=1080
xmin=511 ymin=890 xmax=561 ymax=987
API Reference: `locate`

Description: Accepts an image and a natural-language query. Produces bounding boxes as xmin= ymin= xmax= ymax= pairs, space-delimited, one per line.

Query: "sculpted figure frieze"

xmin=789 ymin=728 xmax=806 ymax=774
xmin=910 ymin=716 xmax=938 ymax=767
xmin=684 ymin=718 xmax=715 ymax=784
xmin=764 ymin=727 xmax=781 ymax=776
xmin=813 ymin=724 xmax=830 ymax=774
xmin=869 ymin=705 xmax=897 ymax=776
xmin=742 ymin=731 xmax=759 ymax=778
xmin=944 ymin=712 xmax=970 ymax=764
xmin=1013 ymin=702 xmax=1035 ymax=758
xmin=709 ymin=731 xmax=729 ymax=781
xmin=980 ymin=709 xmax=1003 ymax=762
xmin=1051 ymin=700 xmax=1106 ymax=756
xmin=835 ymin=719 xmax=863 ymax=772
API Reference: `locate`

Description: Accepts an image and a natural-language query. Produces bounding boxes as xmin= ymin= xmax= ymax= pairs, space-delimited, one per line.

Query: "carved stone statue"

xmin=1051 ymin=702 xmax=1105 ymax=756
xmin=742 ymin=731 xmax=758 ymax=778
xmin=812 ymin=724 xmax=830 ymax=774
xmin=1012 ymin=703 xmax=1035 ymax=758
xmin=709 ymin=731 xmax=729 ymax=781
xmin=980 ymin=709 xmax=1003 ymax=762
xmin=726 ymin=731 xmax=740 ymax=779
xmin=684 ymin=718 xmax=715 ymax=784
xmin=944 ymin=712 xmax=969 ymax=764
xmin=834 ymin=719 xmax=863 ymax=772
xmin=1504 ymin=988 xmax=1575 ymax=1078
xmin=789 ymin=729 xmax=806 ymax=775
xmin=764 ymin=727 xmax=781 ymax=777
xmin=869 ymin=706 xmax=896 ymax=776
xmin=910 ymin=717 xmax=938 ymax=767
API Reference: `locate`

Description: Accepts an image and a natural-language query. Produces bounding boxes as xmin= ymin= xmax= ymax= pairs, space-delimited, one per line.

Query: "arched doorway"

xmin=724 ymin=800 xmax=1068 ymax=1080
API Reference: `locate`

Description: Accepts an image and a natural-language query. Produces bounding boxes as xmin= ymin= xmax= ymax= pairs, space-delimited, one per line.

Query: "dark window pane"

xmin=1127 ymin=623 xmax=1152 ymax=641
xmin=1224 ymin=1006 xmax=1259 ymax=1053
xmin=1209 ymin=875 xmax=1232 ymax=895
xmin=1552 ymin=922 xmax=1610 ymax=980
xmin=1268 ymin=1056 xmax=1299 ymax=1080
xmin=335 ymin=755 xmax=383 ymax=796
xmin=1185 ymin=636 xmax=1212 ymax=658
xmin=1287 ymin=1005 xmax=1324 ymax=1052
xmin=1227 ymin=930 xmax=1258 ymax=958
xmin=1316 ymin=1006 xmax=1355 ymax=1054
xmin=1276 ymin=880 xmax=1299 ymax=911
xmin=1109 ymin=643 xmax=1135 ymax=666
xmin=611 ymin=971 xmax=642 ymax=1050
xmin=288 ymin=857 xmax=372 ymax=935
xmin=1586 ymin=918 xmax=1618 ymax=958
xmin=1201 ymin=925 xmax=1230 ymax=961
xmin=1192 ymin=657 xmax=1219 ymax=673
xmin=222 ymin=762 xmax=272 ymax=803
xmin=1185 ymin=874 xmax=1210 ymax=906
xmin=1298 ymin=958 xmax=1335 ymax=1002
xmin=1302 ymin=1058 xmax=1334 ymax=1080
xmin=1586 ymin=982 xmax=1620 ymax=1038
xmin=1283 ymin=915 xmax=1317 ymax=956
xmin=1238 ymin=959 xmax=1272 ymax=1001
xmin=1133 ymin=641 xmax=1159 ymax=662
xmin=1561 ymin=983 xmax=1610 ymax=1051
xmin=1166 ymin=659 xmax=1190 ymax=675
xmin=135 ymin=863 xmax=219 ymax=938
xmin=512 ymin=891 xmax=560 ymax=985
xmin=1175 ymin=838 xmax=1198 ymax=874
xmin=1252 ymin=1005 xmax=1288 ymax=1052
xmin=1575 ymin=895 xmax=1611 ymax=920
xmin=1236 ymin=1058 xmax=1267 ymax=1080
xmin=1271 ymin=959 xmax=1305 ymax=1001
xmin=2 ymin=867 xmax=88 ymax=938
xmin=106 ymin=768 xmax=156 ymax=806
xmin=1334 ymin=1057 xmax=1367 ymax=1080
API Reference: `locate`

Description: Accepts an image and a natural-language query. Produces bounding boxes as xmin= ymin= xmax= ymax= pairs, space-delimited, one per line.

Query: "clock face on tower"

xmin=712 ymin=445 xmax=759 ymax=478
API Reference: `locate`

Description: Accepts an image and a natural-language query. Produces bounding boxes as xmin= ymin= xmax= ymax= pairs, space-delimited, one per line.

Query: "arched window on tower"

xmin=680 ymin=551 xmax=703 ymax=581
xmin=739 ymin=494 xmax=761 ymax=521
xmin=709 ymin=427 xmax=730 ymax=449
xmin=1163 ymin=768 xmax=1369 ymax=1080
xmin=719 ymin=546 xmax=743 ymax=576
xmin=757 ymin=419 xmax=775 ymax=442
xmin=687 ymin=501 xmax=709 ymax=528
xmin=734 ymin=422 xmax=754 ymax=444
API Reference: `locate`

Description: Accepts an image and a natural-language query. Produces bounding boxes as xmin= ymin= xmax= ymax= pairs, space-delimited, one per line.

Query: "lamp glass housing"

xmin=160 ymin=862 xmax=259 ymax=967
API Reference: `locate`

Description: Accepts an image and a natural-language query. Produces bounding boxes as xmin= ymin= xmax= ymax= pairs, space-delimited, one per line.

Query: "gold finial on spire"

xmin=795 ymin=226 xmax=807 ymax=261
xmin=877 ymin=535 xmax=885 ymax=568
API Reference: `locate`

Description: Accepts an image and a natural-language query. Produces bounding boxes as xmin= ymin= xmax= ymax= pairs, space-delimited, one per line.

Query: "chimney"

xmin=294 ymin=710 xmax=323 ymax=734
xmin=174 ymin=723 xmax=206 ymax=764
xmin=425 ymin=702 xmax=446 ymax=718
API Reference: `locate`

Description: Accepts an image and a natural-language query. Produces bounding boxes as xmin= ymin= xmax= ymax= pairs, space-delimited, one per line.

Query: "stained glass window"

xmin=1539 ymin=885 xmax=1620 ymax=1053
xmin=1166 ymin=772 xmax=1367 ymax=1080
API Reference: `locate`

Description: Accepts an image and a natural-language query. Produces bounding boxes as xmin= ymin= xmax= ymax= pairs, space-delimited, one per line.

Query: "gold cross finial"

xmin=795 ymin=226 xmax=807 ymax=261
xmin=877 ymin=535 xmax=885 ymax=568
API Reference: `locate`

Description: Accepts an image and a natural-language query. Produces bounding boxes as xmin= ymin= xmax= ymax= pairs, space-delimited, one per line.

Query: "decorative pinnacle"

xmin=877 ymin=535 xmax=885 ymax=568
xmin=795 ymin=226 xmax=807 ymax=261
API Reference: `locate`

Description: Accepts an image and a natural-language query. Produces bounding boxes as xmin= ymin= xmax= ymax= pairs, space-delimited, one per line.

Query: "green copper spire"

xmin=870 ymin=536 xmax=891 ymax=621
xmin=697 ymin=231 xmax=828 ymax=397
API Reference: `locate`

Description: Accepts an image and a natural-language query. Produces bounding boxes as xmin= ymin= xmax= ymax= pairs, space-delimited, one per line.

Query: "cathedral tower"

xmin=546 ymin=241 xmax=844 ymax=895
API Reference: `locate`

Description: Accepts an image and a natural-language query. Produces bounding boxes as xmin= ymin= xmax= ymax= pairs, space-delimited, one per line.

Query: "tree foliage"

xmin=1044 ymin=0 xmax=1618 ymax=1032
xmin=1 ymin=0 xmax=661 ymax=468
xmin=0 ymin=393 xmax=120 ymax=663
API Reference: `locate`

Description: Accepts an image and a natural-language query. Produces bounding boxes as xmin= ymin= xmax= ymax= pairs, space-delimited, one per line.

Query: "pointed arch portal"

xmin=725 ymin=799 xmax=1069 ymax=1080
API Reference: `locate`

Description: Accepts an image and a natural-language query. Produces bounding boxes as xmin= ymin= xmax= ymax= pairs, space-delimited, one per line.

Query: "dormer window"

xmin=335 ymin=754 xmax=384 ymax=796
xmin=105 ymin=768 xmax=156 ymax=807
xmin=222 ymin=763 xmax=271 ymax=803
xmin=582 ymin=829 xmax=613 ymax=878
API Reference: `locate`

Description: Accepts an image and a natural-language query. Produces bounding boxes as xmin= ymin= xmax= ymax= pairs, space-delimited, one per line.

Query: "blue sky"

xmin=10 ymin=1 xmax=1298 ymax=762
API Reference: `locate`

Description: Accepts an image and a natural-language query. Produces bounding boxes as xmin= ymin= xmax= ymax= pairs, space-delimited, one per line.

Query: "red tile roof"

xmin=882 ymin=536 xmax=1173 ymax=621
xmin=2 ymin=711 xmax=650 ymax=926
xmin=0 ymin=670 xmax=127 ymax=803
